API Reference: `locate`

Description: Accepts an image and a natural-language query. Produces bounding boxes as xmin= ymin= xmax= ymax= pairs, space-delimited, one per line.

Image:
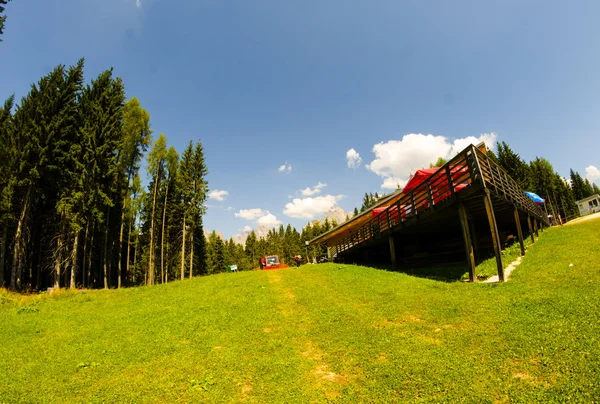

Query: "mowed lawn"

xmin=1 ymin=219 xmax=600 ymax=403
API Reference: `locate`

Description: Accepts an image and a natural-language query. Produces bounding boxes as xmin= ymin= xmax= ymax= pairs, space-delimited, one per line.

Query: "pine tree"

xmin=0 ymin=95 xmax=14 ymax=287
xmin=569 ymin=170 xmax=586 ymax=201
xmin=583 ymin=179 xmax=595 ymax=199
xmin=353 ymin=207 xmax=359 ymax=217
xmin=146 ymin=134 xmax=168 ymax=285
xmin=117 ymin=98 xmax=152 ymax=288
xmin=0 ymin=0 xmax=12 ymax=42
xmin=496 ymin=141 xmax=531 ymax=190
xmin=186 ymin=141 xmax=209 ymax=277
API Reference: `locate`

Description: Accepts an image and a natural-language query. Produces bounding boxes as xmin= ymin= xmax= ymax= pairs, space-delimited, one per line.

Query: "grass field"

xmin=1 ymin=218 xmax=599 ymax=403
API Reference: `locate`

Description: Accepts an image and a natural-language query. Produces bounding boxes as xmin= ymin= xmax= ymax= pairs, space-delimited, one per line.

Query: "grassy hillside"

xmin=1 ymin=218 xmax=599 ymax=403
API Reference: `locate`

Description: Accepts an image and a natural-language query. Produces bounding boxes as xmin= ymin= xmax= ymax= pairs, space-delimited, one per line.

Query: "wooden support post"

xmin=527 ymin=216 xmax=535 ymax=243
xmin=534 ymin=219 xmax=539 ymax=238
xmin=388 ymin=236 xmax=396 ymax=270
xmin=467 ymin=212 xmax=480 ymax=258
xmin=513 ymin=208 xmax=525 ymax=256
xmin=483 ymin=190 xmax=504 ymax=282
xmin=458 ymin=204 xmax=476 ymax=282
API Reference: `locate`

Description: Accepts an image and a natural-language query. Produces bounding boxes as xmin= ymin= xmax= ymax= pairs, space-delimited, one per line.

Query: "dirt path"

xmin=565 ymin=212 xmax=600 ymax=226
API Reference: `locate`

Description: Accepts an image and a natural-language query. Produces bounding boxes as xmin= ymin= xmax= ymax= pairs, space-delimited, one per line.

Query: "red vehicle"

xmin=260 ymin=255 xmax=289 ymax=270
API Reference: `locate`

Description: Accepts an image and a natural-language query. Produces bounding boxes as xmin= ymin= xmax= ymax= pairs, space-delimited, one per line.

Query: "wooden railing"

xmin=328 ymin=144 xmax=549 ymax=258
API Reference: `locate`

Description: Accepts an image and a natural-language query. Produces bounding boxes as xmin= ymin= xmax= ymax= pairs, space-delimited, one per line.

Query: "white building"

xmin=576 ymin=194 xmax=600 ymax=216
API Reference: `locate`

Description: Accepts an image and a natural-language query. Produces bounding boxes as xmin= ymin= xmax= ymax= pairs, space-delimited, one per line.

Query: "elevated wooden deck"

xmin=310 ymin=143 xmax=549 ymax=282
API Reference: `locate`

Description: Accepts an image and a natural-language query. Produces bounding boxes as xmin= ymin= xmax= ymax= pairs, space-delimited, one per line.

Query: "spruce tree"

xmin=0 ymin=95 xmax=14 ymax=287
xmin=0 ymin=0 xmax=12 ymax=42
xmin=146 ymin=134 xmax=168 ymax=285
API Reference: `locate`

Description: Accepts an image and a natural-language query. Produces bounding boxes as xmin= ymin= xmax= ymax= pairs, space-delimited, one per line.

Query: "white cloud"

xmin=235 ymin=208 xmax=265 ymax=220
xmin=136 ymin=0 xmax=141 ymax=7
xmin=283 ymin=195 xmax=344 ymax=219
xmin=208 ymin=189 xmax=229 ymax=201
xmin=300 ymin=182 xmax=327 ymax=196
xmin=586 ymin=165 xmax=600 ymax=184
xmin=243 ymin=225 xmax=252 ymax=232
xmin=257 ymin=213 xmax=282 ymax=228
xmin=381 ymin=177 xmax=408 ymax=190
xmin=278 ymin=162 xmax=292 ymax=173
xmin=366 ymin=133 xmax=497 ymax=189
xmin=225 ymin=206 xmax=233 ymax=211
xmin=346 ymin=148 xmax=362 ymax=168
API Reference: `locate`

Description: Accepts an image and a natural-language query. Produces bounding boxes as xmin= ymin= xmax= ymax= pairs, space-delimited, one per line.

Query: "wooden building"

xmin=308 ymin=143 xmax=549 ymax=282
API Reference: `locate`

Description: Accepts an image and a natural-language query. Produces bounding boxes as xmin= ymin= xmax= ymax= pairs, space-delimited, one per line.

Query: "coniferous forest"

xmin=0 ymin=60 xmax=336 ymax=291
xmin=0 ymin=59 xmax=594 ymax=292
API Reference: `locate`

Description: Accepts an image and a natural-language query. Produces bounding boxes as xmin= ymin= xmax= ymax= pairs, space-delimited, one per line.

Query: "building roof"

xmin=308 ymin=189 xmax=403 ymax=246
xmin=575 ymin=194 xmax=600 ymax=204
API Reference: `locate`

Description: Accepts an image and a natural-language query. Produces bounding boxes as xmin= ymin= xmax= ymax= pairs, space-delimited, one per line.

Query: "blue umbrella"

xmin=525 ymin=191 xmax=545 ymax=204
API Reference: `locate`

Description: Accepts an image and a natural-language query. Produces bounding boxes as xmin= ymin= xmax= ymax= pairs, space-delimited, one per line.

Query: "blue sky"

xmin=2 ymin=0 xmax=600 ymax=238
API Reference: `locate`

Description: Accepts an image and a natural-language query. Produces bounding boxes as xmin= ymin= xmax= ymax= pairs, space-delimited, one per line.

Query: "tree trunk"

xmin=181 ymin=215 xmax=186 ymax=280
xmin=189 ymin=231 xmax=194 ymax=278
xmin=118 ymin=207 xmax=125 ymax=289
xmin=54 ymin=233 xmax=62 ymax=289
xmin=82 ymin=222 xmax=89 ymax=288
xmin=103 ymin=206 xmax=111 ymax=289
xmin=161 ymin=182 xmax=169 ymax=284
xmin=11 ymin=185 xmax=32 ymax=291
xmin=133 ymin=232 xmax=138 ymax=284
xmin=87 ymin=227 xmax=94 ymax=288
xmin=0 ymin=222 xmax=6 ymax=287
xmin=126 ymin=219 xmax=132 ymax=286
xmin=149 ymin=172 xmax=160 ymax=286
xmin=70 ymin=231 xmax=79 ymax=289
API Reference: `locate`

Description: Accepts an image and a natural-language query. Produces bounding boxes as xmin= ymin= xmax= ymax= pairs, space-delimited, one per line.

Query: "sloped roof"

xmin=308 ymin=189 xmax=403 ymax=246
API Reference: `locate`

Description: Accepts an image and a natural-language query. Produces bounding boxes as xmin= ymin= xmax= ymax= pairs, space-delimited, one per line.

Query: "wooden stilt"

xmin=527 ymin=216 xmax=535 ymax=243
xmin=467 ymin=212 xmax=480 ymax=258
xmin=513 ymin=208 xmax=525 ymax=256
xmin=483 ymin=190 xmax=504 ymax=282
xmin=458 ymin=204 xmax=476 ymax=282
xmin=534 ymin=219 xmax=539 ymax=238
xmin=388 ymin=236 xmax=397 ymax=270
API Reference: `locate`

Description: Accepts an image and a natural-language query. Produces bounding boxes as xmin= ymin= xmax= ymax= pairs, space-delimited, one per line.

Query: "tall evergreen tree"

xmin=569 ymin=169 xmax=586 ymax=201
xmin=496 ymin=141 xmax=531 ymax=190
xmin=0 ymin=0 xmax=12 ymax=42
xmin=146 ymin=134 xmax=168 ymax=285
xmin=0 ymin=94 xmax=14 ymax=287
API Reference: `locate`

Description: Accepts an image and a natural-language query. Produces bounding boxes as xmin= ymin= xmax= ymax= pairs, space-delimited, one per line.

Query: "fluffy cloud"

xmin=366 ymin=133 xmax=497 ymax=189
xmin=208 ymin=189 xmax=229 ymax=201
xmin=346 ymin=148 xmax=362 ymax=168
xmin=136 ymin=0 xmax=141 ymax=7
xmin=278 ymin=162 xmax=292 ymax=173
xmin=235 ymin=208 xmax=282 ymax=229
xmin=234 ymin=208 xmax=265 ymax=220
xmin=257 ymin=213 xmax=282 ymax=228
xmin=381 ymin=177 xmax=407 ymax=190
xmin=586 ymin=165 xmax=600 ymax=184
xmin=243 ymin=225 xmax=253 ymax=232
xmin=284 ymin=195 xmax=344 ymax=219
xmin=225 ymin=206 xmax=233 ymax=211
xmin=300 ymin=182 xmax=327 ymax=196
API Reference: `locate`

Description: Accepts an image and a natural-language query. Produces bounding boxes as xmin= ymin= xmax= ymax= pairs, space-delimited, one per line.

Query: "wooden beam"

xmin=527 ymin=215 xmax=535 ymax=243
xmin=513 ymin=208 xmax=525 ymax=256
xmin=466 ymin=211 xmax=480 ymax=258
xmin=483 ymin=190 xmax=504 ymax=282
xmin=534 ymin=219 xmax=539 ymax=238
xmin=388 ymin=236 xmax=397 ymax=270
xmin=458 ymin=203 xmax=476 ymax=282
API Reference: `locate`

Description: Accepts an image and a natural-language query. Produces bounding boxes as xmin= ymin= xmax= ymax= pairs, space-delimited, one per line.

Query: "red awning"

xmin=402 ymin=166 xmax=468 ymax=194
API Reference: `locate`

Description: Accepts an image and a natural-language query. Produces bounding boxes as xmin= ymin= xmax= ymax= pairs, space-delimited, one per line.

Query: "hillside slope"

xmin=1 ymin=218 xmax=599 ymax=402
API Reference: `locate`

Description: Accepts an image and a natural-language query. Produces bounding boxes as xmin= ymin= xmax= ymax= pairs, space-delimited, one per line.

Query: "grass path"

xmin=1 ymin=218 xmax=600 ymax=402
